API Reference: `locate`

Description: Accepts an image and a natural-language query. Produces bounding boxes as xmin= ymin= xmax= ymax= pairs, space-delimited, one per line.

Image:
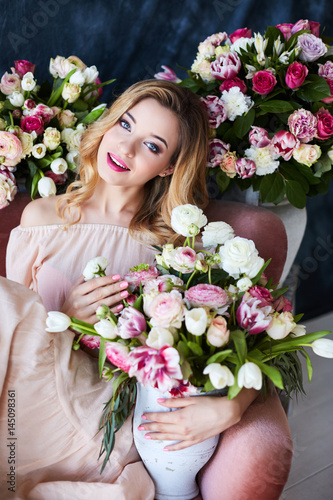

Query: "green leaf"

xmin=279 ymin=162 xmax=309 ymax=192
xmin=207 ymin=350 xmax=233 ymax=364
xmin=233 ymin=108 xmax=255 ymax=139
xmin=178 ymin=78 xmax=201 ymax=92
xmin=177 ymin=340 xmax=190 ymax=361
xmin=132 ymin=295 xmax=143 ymax=311
xmin=227 ymin=365 xmax=241 ymax=399
xmin=188 ymin=341 xmax=203 ymax=356
xmin=258 ymin=100 xmax=295 ymax=113
xmin=285 ymin=179 xmax=307 ymax=208
xmin=216 ymin=170 xmax=231 ymax=193
xmin=303 ymin=349 xmax=313 ymax=383
xmin=230 ymin=330 xmax=247 ymax=364
xmin=296 ymin=74 xmax=331 ymax=102
xmin=98 ymin=337 xmax=107 ymax=377
xmin=47 ymin=69 xmax=77 ymax=107
xmin=262 ymin=330 xmax=331 ymax=356
xmin=260 ymin=173 xmax=285 ymax=203
xmin=81 ymin=104 xmax=107 ymax=124
xmin=72 ymin=98 xmax=89 ymax=111
xmin=313 ymin=155 xmax=332 ymax=177
xmin=30 ymin=170 xmax=43 ymax=199
xmin=204 ymin=379 xmax=215 ymax=392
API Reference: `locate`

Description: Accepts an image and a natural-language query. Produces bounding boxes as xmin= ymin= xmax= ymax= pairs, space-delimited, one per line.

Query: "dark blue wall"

xmin=1 ymin=0 xmax=332 ymax=319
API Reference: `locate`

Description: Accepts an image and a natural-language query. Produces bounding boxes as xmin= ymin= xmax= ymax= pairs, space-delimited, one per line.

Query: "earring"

xmin=163 ymin=173 xmax=166 ymax=176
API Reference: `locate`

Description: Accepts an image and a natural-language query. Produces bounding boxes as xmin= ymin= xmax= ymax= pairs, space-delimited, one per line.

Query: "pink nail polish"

xmin=144 ymin=434 xmax=152 ymax=440
xmin=141 ymin=414 xmax=147 ymax=420
xmin=120 ymin=291 xmax=128 ymax=298
xmin=137 ymin=425 xmax=145 ymax=431
xmin=157 ymin=398 xmax=165 ymax=403
xmin=117 ymin=304 xmax=123 ymax=311
xmin=112 ymin=275 xmax=121 ymax=281
xmin=163 ymin=447 xmax=169 ymax=451
xmin=120 ymin=281 xmax=128 ymax=289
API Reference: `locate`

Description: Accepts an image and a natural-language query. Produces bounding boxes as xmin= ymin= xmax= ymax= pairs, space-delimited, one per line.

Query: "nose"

xmin=118 ymin=138 xmax=135 ymax=158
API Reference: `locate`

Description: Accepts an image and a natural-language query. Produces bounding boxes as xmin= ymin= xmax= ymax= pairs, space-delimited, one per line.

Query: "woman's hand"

xmin=61 ymin=274 xmax=129 ymax=323
xmin=138 ymin=389 xmax=258 ymax=451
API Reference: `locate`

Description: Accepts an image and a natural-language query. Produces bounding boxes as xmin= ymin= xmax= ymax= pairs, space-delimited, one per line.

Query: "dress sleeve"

xmin=6 ymin=226 xmax=41 ymax=289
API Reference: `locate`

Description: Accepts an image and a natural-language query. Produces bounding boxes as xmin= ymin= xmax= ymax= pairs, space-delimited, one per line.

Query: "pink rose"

xmin=154 ymin=65 xmax=181 ymax=83
xmin=45 ymin=170 xmax=68 ymax=185
xmin=235 ymin=157 xmax=256 ymax=178
xmin=115 ymin=306 xmax=147 ymax=339
xmin=201 ymin=95 xmax=227 ymax=128
xmin=288 ymin=109 xmax=317 ymax=143
xmin=20 ymin=115 xmax=44 ymax=135
xmin=219 ymin=77 xmax=247 ymax=94
xmin=248 ymin=285 xmax=273 ymax=306
xmin=14 ymin=59 xmax=35 ymax=77
xmin=252 ymin=70 xmax=277 ymax=95
xmin=321 ymin=79 xmax=333 ymax=104
xmin=80 ymin=334 xmax=100 ymax=349
xmin=229 ymin=27 xmax=252 ymax=44
xmin=185 ymin=284 xmax=229 ymax=309
xmin=318 ymin=61 xmax=333 ymax=80
xmin=0 ymin=131 xmax=23 ymax=167
xmin=236 ymin=292 xmax=273 ymax=335
xmin=31 ymin=104 xmax=54 ymax=125
xmin=270 ymin=130 xmax=300 ymax=160
xmin=221 ymin=151 xmax=237 ymax=178
xmin=207 ymin=316 xmax=230 ymax=347
xmin=128 ymin=345 xmax=183 ymax=393
xmin=210 ymin=52 xmax=242 ymax=80
xmin=105 ymin=342 xmax=131 ymax=373
xmin=124 ymin=265 xmax=160 ymax=286
xmin=309 ymin=21 xmax=320 ymax=37
xmin=0 ymin=71 xmax=21 ymax=95
xmin=249 ymin=126 xmax=271 ymax=148
xmin=275 ymin=23 xmax=294 ymax=41
xmin=315 ymin=108 xmax=333 ymax=140
xmin=0 ymin=169 xmax=17 ymax=209
xmin=207 ymin=138 xmax=230 ymax=168
xmin=273 ymin=295 xmax=293 ymax=313
xmin=285 ymin=61 xmax=308 ymax=89
xmin=291 ymin=19 xmax=311 ymax=35
xmin=146 ymin=290 xmax=184 ymax=328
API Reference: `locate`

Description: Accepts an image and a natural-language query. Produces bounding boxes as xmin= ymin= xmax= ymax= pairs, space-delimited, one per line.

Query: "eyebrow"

xmin=125 ymin=112 xmax=168 ymax=149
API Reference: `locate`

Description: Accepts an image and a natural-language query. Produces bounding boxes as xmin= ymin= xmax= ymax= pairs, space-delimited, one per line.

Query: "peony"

xmin=20 ymin=115 xmax=44 ymax=135
xmin=21 ymin=72 xmax=36 ymax=91
xmin=236 ymin=292 xmax=273 ymax=335
xmin=270 ymin=130 xmax=300 ymax=161
xmin=220 ymin=151 xmax=237 ymax=178
xmin=235 ymin=157 xmax=256 ymax=178
xmin=146 ymin=326 xmax=175 ymax=349
xmin=201 ymin=95 xmax=227 ymax=128
xmin=115 ymin=306 xmax=147 ymax=339
xmin=154 ymin=65 xmax=181 ymax=82
xmin=315 ymin=108 xmax=333 ymax=140
xmin=219 ymin=236 xmax=265 ymax=279
xmin=0 ymin=71 xmax=21 ymax=95
xmin=249 ymin=126 xmax=271 ymax=148
xmin=292 ymin=143 xmax=321 ymax=167
xmin=229 ymin=27 xmax=252 ymax=44
xmin=0 ymin=170 xmax=17 ymax=209
xmin=45 ymin=311 xmax=71 ymax=332
xmin=207 ymin=138 xmax=230 ymax=168
xmin=220 ymin=86 xmax=253 ymax=121
xmin=297 ymin=33 xmax=327 ymax=62
xmin=0 ymin=131 xmax=23 ymax=168
xmin=252 ymin=70 xmax=277 ymax=95
xmin=211 ymin=52 xmax=242 ymax=80
xmin=207 ymin=316 xmax=230 ymax=347
xmin=82 ymin=256 xmax=109 ymax=281
xmin=219 ymin=77 xmax=247 ymax=94
xmin=244 ymin=145 xmax=279 ymax=176
xmin=266 ymin=312 xmax=296 ymax=340
xmin=171 ymin=204 xmax=207 ymax=237
xmin=43 ymin=127 xmax=61 ymax=150
xmin=238 ymin=362 xmax=262 ymax=390
xmin=185 ymin=284 xmax=229 ymax=309
xmin=62 ymin=82 xmax=81 ymax=103
xmin=94 ymin=319 xmax=117 ymax=340
xmin=105 ymin=342 xmax=131 ymax=372
xmin=145 ymin=290 xmax=184 ymax=329
xmin=288 ymin=109 xmax=317 ymax=143
xmin=202 ymin=221 xmax=235 ymax=248
xmin=185 ymin=307 xmax=208 ymax=336
xmin=203 ymin=363 xmax=234 ymax=389
xmin=285 ymin=61 xmax=308 ymax=89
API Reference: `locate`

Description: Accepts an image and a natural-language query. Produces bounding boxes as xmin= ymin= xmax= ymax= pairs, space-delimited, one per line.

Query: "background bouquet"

xmin=0 ymin=56 xmax=114 ymax=209
xmin=46 ymin=204 xmax=333 ymax=471
xmin=156 ymin=20 xmax=333 ymax=208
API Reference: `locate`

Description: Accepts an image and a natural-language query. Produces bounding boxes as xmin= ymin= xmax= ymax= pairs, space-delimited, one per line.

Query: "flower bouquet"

xmin=0 ymin=56 xmax=115 ymax=208
xmin=155 ymin=20 xmax=333 ymax=208
xmin=46 ymin=204 xmax=332 ymax=472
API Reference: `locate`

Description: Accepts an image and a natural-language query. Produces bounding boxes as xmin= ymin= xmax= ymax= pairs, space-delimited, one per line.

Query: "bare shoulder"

xmin=20 ymin=196 xmax=63 ymax=228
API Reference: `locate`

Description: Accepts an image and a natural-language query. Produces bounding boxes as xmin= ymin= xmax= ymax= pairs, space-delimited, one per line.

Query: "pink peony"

xmin=210 ymin=52 xmax=242 ymax=80
xmin=321 ymin=79 xmax=333 ymax=104
xmin=0 ymin=71 xmax=21 ymax=95
xmin=105 ymin=342 xmax=131 ymax=372
xmin=0 ymin=131 xmax=23 ymax=168
xmin=285 ymin=61 xmax=308 ymax=89
xmin=219 ymin=77 xmax=247 ymax=94
xmin=235 ymin=157 xmax=256 ymax=178
xmin=145 ymin=290 xmax=184 ymax=329
xmin=201 ymin=95 xmax=227 ymax=128
xmin=154 ymin=65 xmax=181 ymax=83
xmin=14 ymin=59 xmax=35 ymax=77
xmin=80 ymin=334 xmax=101 ymax=349
xmin=252 ymin=70 xmax=277 ymax=95
xmin=236 ymin=292 xmax=273 ymax=335
xmin=249 ymin=126 xmax=271 ymax=148
xmin=128 ymin=345 xmax=183 ymax=393
xmin=0 ymin=169 xmax=17 ymax=209
xmin=270 ymin=130 xmax=300 ymax=160
xmin=124 ymin=265 xmax=160 ymax=286
xmin=229 ymin=27 xmax=252 ymax=44
xmin=20 ymin=115 xmax=44 ymax=135
xmin=275 ymin=23 xmax=294 ymax=41
xmin=248 ymin=285 xmax=273 ymax=306
xmin=207 ymin=138 xmax=230 ymax=168
xmin=185 ymin=283 xmax=229 ymax=309
xmin=115 ymin=306 xmax=147 ymax=339
xmin=288 ymin=109 xmax=317 ymax=143
xmin=315 ymin=108 xmax=333 ymax=139
xmin=297 ymin=34 xmax=327 ymax=62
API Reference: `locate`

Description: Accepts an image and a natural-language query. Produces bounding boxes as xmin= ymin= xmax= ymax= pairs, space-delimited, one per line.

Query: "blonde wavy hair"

xmin=57 ymin=79 xmax=210 ymax=245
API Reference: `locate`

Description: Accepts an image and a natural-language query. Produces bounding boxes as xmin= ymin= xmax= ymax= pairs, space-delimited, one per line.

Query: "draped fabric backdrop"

xmin=1 ymin=0 xmax=332 ymax=319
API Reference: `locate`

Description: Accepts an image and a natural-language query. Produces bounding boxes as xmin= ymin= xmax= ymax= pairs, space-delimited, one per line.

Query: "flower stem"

xmin=186 ymin=270 xmax=198 ymax=290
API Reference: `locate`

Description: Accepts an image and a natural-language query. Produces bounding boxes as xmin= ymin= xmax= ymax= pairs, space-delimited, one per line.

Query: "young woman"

xmin=5 ymin=80 xmax=292 ymax=499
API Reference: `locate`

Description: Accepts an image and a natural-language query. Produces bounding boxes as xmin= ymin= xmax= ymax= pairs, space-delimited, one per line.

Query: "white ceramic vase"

xmin=133 ymin=383 xmax=222 ymax=500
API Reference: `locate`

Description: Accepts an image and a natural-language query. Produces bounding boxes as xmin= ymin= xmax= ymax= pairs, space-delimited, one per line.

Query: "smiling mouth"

xmin=108 ymin=153 xmax=130 ymax=171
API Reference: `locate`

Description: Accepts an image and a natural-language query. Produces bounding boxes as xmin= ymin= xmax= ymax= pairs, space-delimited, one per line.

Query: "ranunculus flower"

xmin=21 ymin=72 xmax=36 ymax=91
xmin=297 ymin=33 xmax=327 ymax=62
xmin=105 ymin=342 xmax=131 ymax=372
xmin=252 ymin=70 xmax=277 ymax=95
xmin=229 ymin=27 xmax=252 ymax=44
xmin=146 ymin=326 xmax=175 ymax=349
xmin=185 ymin=284 xmax=229 ymax=309
xmin=238 ymin=362 xmax=262 ymax=390
xmin=207 ymin=316 xmax=230 ymax=347
xmin=266 ymin=311 xmax=296 ymax=340
xmin=207 ymin=138 xmax=230 ymax=168
xmin=202 ymin=221 xmax=235 ymax=248
xmin=311 ymin=339 xmax=333 ymax=358
xmin=143 ymin=275 xmax=184 ymax=295
xmin=219 ymin=237 xmax=265 ymax=279
xmin=128 ymin=345 xmax=183 ymax=393
xmin=211 ymin=52 xmax=242 ymax=80
xmin=115 ymin=306 xmax=147 ymax=339
xmin=62 ymin=82 xmax=81 ymax=103
xmin=31 ymin=104 xmax=54 ymax=124
xmin=249 ymin=126 xmax=271 ymax=148
xmin=203 ymin=363 xmax=234 ymax=389
xmin=171 ymin=204 xmax=207 ymax=237
xmin=50 ymin=158 xmax=68 ymax=174
xmin=235 ymin=157 xmax=256 ymax=178
xmin=124 ymin=265 xmax=160 ymax=286
xmin=169 ymin=246 xmax=198 ymax=273
xmin=270 ymin=130 xmax=300 ymax=161
xmin=20 ymin=115 xmax=44 ymax=135
xmin=288 ymin=109 xmax=317 ymax=143
xmin=221 ymin=151 xmax=237 ymax=178
xmin=185 ymin=307 xmax=208 ymax=336
xmin=236 ymin=277 xmax=253 ymax=292
xmin=248 ymin=285 xmax=273 ymax=305
xmin=80 ymin=335 xmax=101 ymax=349
xmin=285 ymin=61 xmax=308 ymax=89
xmin=43 ymin=127 xmax=61 ymax=150
xmin=17 ymin=130 xmax=33 ymax=159
xmin=292 ymin=143 xmax=321 ymax=167
xmin=45 ymin=311 xmax=71 ymax=332
xmin=191 ymin=55 xmax=215 ymax=82
xmin=201 ymin=95 xmax=227 ymax=128
xmin=0 ymin=71 xmax=21 ymax=95
xmin=154 ymin=65 xmax=181 ymax=82
xmin=321 ymin=78 xmax=333 ymax=104
xmin=275 ymin=23 xmax=293 ymax=41
xmin=32 ymin=143 xmax=47 ymax=159
xmin=14 ymin=59 xmax=35 ymax=77
xmin=145 ymin=290 xmax=184 ymax=329
xmin=82 ymin=256 xmax=109 ymax=281
xmin=0 ymin=170 xmax=17 ymax=209
xmin=7 ymin=91 xmax=24 ymax=107
xmin=0 ymin=131 xmax=23 ymax=168
xmin=219 ymin=77 xmax=247 ymax=94
xmin=236 ymin=292 xmax=273 ymax=335
xmin=58 ymin=109 xmax=77 ymax=129
xmin=61 ymin=127 xmax=85 ymax=152
xmin=94 ymin=319 xmax=117 ymax=339
xmin=315 ymin=108 xmax=333 ymax=140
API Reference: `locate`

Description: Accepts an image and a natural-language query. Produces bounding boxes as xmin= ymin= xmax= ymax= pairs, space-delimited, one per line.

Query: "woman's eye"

xmin=119 ymin=119 xmax=130 ymax=131
xmin=146 ymin=142 xmax=160 ymax=154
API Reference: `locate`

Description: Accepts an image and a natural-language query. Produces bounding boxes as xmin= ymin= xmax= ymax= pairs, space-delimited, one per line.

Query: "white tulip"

xmin=83 ymin=65 xmax=99 ymax=83
xmin=94 ymin=319 xmax=117 ymax=340
xmin=185 ymin=308 xmax=208 ymax=336
xmin=203 ymin=363 xmax=235 ymax=389
xmin=82 ymin=256 xmax=109 ymax=281
xmin=21 ymin=72 xmax=36 ymax=91
xmin=146 ymin=326 xmax=174 ymax=349
xmin=69 ymin=69 xmax=86 ymax=86
xmin=311 ymin=339 xmax=333 ymax=358
xmin=290 ymin=324 xmax=307 ymax=337
xmin=50 ymin=157 xmax=68 ymax=174
xmin=46 ymin=311 xmax=71 ymax=332
xmin=7 ymin=91 xmax=24 ymax=107
xmin=238 ymin=362 xmax=262 ymax=390
xmin=66 ymin=150 xmax=79 ymax=166
xmin=32 ymin=143 xmax=47 ymax=159
xmin=38 ymin=177 xmax=56 ymax=197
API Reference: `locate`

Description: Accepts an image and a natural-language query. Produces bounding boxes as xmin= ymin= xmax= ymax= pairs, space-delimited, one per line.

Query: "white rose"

xmin=50 ymin=157 xmax=68 ymax=174
xmin=185 ymin=307 xmax=208 ymax=336
xmin=94 ymin=319 xmax=117 ymax=339
xmin=202 ymin=221 xmax=235 ymax=248
xmin=171 ymin=204 xmax=208 ymax=237
xmin=311 ymin=339 xmax=333 ymax=358
xmin=18 ymin=131 xmax=34 ymax=158
xmin=236 ymin=277 xmax=252 ymax=292
xmin=21 ymin=72 xmax=36 ymax=91
xmin=292 ymin=144 xmax=321 ymax=167
xmin=83 ymin=65 xmax=99 ymax=83
xmin=266 ymin=312 xmax=296 ymax=340
xmin=43 ymin=127 xmax=61 ymax=151
xmin=49 ymin=56 xmax=76 ymax=79
xmin=46 ymin=311 xmax=71 ymax=332
xmin=203 ymin=363 xmax=235 ymax=389
xmin=69 ymin=69 xmax=86 ymax=86
xmin=82 ymin=256 xmax=109 ymax=281
xmin=38 ymin=177 xmax=56 ymax=197
xmin=146 ymin=327 xmax=175 ymax=349
xmin=32 ymin=143 xmax=47 ymax=159
xmin=62 ymin=82 xmax=81 ymax=103
xmin=7 ymin=91 xmax=24 ymax=107
xmin=219 ymin=236 xmax=264 ymax=279
xmin=238 ymin=362 xmax=262 ymax=390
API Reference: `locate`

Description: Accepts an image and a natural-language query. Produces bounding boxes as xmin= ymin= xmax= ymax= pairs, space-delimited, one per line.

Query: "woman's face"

xmin=97 ymin=98 xmax=179 ymax=188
